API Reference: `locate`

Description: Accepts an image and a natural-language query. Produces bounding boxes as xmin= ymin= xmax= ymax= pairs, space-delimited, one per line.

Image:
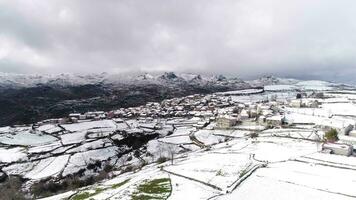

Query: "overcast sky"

xmin=0 ymin=0 xmax=356 ymax=81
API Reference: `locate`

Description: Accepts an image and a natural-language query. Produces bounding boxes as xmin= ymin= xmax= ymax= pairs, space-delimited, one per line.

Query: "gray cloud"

xmin=0 ymin=0 xmax=356 ymax=82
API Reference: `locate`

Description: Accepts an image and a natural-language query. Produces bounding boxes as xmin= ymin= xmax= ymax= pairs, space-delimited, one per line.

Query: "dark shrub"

xmin=0 ymin=176 xmax=27 ymax=200
xmin=324 ymin=128 xmax=338 ymax=142
xmin=157 ymin=157 xmax=169 ymax=164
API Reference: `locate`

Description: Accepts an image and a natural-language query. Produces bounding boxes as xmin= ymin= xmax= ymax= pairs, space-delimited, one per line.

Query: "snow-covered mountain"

xmin=247 ymin=75 xmax=300 ymax=87
xmin=0 ymin=72 xmax=247 ymax=89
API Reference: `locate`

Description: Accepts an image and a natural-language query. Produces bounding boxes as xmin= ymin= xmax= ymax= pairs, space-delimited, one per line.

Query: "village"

xmin=1 ymin=80 xmax=356 ymax=199
xmin=38 ymin=83 xmax=356 ymax=157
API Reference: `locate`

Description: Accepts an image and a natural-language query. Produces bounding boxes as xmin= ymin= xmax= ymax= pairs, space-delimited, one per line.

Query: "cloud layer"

xmin=0 ymin=0 xmax=356 ymax=81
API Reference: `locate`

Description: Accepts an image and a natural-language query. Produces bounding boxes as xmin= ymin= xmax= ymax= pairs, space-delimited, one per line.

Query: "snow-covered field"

xmin=0 ymin=131 xmax=58 ymax=146
xmin=218 ymin=163 xmax=356 ymax=200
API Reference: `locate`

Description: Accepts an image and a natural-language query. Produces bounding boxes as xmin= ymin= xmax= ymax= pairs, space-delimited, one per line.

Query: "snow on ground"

xmin=164 ymin=151 xmax=253 ymax=190
xmin=111 ymin=133 xmax=124 ymax=140
xmin=36 ymin=124 xmax=56 ymax=132
xmin=0 ymin=126 xmax=12 ymax=133
xmin=194 ymin=130 xmax=226 ymax=145
xmin=231 ymin=92 xmax=296 ymax=103
xmin=169 ymin=174 xmax=220 ymax=200
xmin=37 ymin=135 xmax=353 ymax=200
xmin=264 ymin=84 xmax=297 ymax=91
xmin=158 ymin=135 xmax=192 ymax=145
xmin=37 ymin=191 xmax=76 ymax=200
xmin=339 ymin=135 xmax=356 ymax=146
xmin=0 ymin=131 xmax=58 ymax=146
xmin=219 ymin=89 xmax=264 ymax=95
xmin=253 ymin=161 xmax=356 ymax=197
xmin=170 ymin=126 xmax=195 ymax=136
xmin=66 ymin=139 xmax=112 ymax=153
xmin=285 ymin=107 xmax=330 ymax=118
xmin=241 ymin=138 xmax=317 ymax=162
xmin=60 ymin=131 xmax=87 ymax=145
xmin=62 ymin=120 xmax=118 ymax=132
xmin=0 ymin=147 xmax=27 ymax=163
xmin=217 ymin=168 xmax=355 ymax=200
xmin=146 ymin=140 xmax=186 ymax=162
xmin=125 ymin=119 xmax=139 ymax=128
xmin=212 ymin=137 xmax=317 ymax=163
xmin=298 ymin=152 xmax=356 ymax=169
xmin=28 ymin=141 xmax=62 ymax=154
xmin=180 ymin=144 xmax=201 ymax=151
xmin=322 ymin=103 xmax=356 ymax=116
xmin=261 ymin=128 xmax=322 ymax=140
xmin=2 ymin=161 xmax=38 ymax=176
xmin=37 ymin=124 xmax=63 ymax=134
xmin=213 ymin=130 xmax=251 ymax=138
xmin=24 ymin=155 xmax=70 ymax=180
xmin=5 ymin=82 xmax=356 ymax=199
xmin=284 ymin=112 xmax=355 ymax=129
xmin=67 ymin=165 xmax=168 ymax=200
xmin=115 ymin=122 xmax=129 ymax=131
xmin=62 ymin=146 xmax=118 ymax=176
xmin=325 ymin=92 xmax=356 ymax=100
xmin=296 ymin=80 xmax=333 ymax=91
xmin=234 ymin=124 xmax=266 ymax=131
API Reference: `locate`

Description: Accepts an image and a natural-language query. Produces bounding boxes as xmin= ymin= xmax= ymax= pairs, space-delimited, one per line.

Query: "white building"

xmin=322 ymin=143 xmax=353 ymax=156
xmin=266 ymin=115 xmax=284 ymax=127
xmin=239 ymin=109 xmax=249 ymax=120
xmin=348 ymin=130 xmax=356 ymax=137
xmin=290 ymin=99 xmax=302 ymax=108
xmin=216 ymin=116 xmax=237 ymax=129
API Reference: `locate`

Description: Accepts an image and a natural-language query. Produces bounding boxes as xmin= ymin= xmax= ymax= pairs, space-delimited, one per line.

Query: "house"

xmin=266 ymin=115 xmax=284 ymax=127
xmin=70 ymin=117 xmax=78 ymax=123
xmin=290 ymin=99 xmax=302 ymax=108
xmin=58 ymin=118 xmax=67 ymax=124
xmin=216 ymin=116 xmax=237 ymax=129
xmin=321 ymin=143 xmax=353 ymax=156
xmin=249 ymin=109 xmax=258 ymax=118
xmin=348 ymin=130 xmax=356 ymax=137
xmin=305 ymin=100 xmax=319 ymax=108
xmin=69 ymin=113 xmax=81 ymax=119
xmin=258 ymin=116 xmax=266 ymax=124
xmin=239 ymin=110 xmax=249 ymax=120
xmin=194 ymin=121 xmax=208 ymax=129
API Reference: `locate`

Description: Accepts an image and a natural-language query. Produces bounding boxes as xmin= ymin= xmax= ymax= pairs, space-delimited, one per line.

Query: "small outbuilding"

xmin=321 ymin=143 xmax=353 ymax=156
xmin=348 ymin=130 xmax=356 ymax=137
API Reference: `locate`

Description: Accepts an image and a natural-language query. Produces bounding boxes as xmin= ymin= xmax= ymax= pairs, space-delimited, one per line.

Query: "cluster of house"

xmin=110 ymin=94 xmax=234 ymax=119
xmin=34 ymin=89 xmax=356 ymax=157
xmin=37 ymin=93 xmax=285 ymax=129
xmin=37 ymin=111 xmax=106 ymax=125
xmin=289 ymin=99 xmax=320 ymax=108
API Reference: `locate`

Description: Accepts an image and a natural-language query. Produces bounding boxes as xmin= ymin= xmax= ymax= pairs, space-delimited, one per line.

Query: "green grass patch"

xmin=111 ymin=179 xmax=130 ymax=189
xmin=71 ymin=192 xmax=92 ymax=200
xmin=131 ymin=178 xmax=172 ymax=200
xmin=239 ymin=169 xmax=248 ymax=178
xmin=71 ymin=179 xmax=131 ymax=200
xmin=71 ymin=188 xmax=105 ymax=200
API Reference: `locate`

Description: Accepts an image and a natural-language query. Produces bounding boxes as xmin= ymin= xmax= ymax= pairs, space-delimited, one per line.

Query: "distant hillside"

xmin=0 ymin=72 xmax=252 ymax=126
